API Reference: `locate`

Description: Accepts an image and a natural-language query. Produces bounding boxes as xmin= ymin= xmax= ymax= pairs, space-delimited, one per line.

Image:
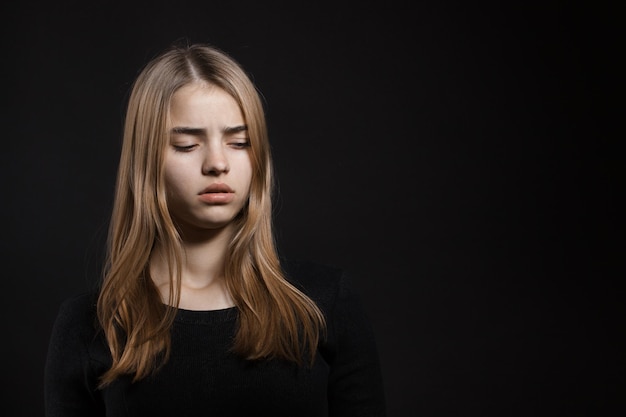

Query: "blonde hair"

xmin=97 ymin=43 xmax=325 ymax=387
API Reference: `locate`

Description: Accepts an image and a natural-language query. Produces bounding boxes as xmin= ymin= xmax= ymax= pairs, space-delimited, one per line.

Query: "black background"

xmin=1 ymin=1 xmax=622 ymax=416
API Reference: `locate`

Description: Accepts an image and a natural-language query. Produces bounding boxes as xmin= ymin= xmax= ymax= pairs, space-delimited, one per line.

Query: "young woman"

xmin=44 ymin=43 xmax=386 ymax=416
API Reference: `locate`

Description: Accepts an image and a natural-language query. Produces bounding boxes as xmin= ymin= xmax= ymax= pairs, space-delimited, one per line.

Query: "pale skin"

xmin=150 ymin=82 xmax=253 ymax=311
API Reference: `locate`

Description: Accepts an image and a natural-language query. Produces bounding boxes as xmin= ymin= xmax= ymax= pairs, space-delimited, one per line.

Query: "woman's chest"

xmin=100 ymin=321 xmax=330 ymax=417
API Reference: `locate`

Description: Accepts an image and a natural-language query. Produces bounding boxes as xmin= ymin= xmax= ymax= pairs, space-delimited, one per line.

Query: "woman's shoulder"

xmin=58 ymin=289 xmax=99 ymax=312
xmin=46 ymin=288 xmax=111 ymax=388
xmin=52 ymin=289 xmax=100 ymax=336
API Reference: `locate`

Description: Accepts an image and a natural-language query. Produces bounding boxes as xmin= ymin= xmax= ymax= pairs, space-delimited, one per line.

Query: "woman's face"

xmin=163 ymin=82 xmax=253 ymax=234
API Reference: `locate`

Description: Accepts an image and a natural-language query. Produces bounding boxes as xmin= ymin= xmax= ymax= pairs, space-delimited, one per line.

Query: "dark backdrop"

xmin=1 ymin=1 xmax=622 ymax=416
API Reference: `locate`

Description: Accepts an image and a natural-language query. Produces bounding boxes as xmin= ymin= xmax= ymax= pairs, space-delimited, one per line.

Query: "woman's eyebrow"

xmin=171 ymin=125 xmax=248 ymax=135
xmin=171 ymin=126 xmax=206 ymax=136
xmin=223 ymin=124 xmax=248 ymax=134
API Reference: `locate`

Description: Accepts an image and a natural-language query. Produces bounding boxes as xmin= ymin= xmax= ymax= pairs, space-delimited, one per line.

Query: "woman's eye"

xmin=173 ymin=144 xmax=197 ymax=152
xmin=230 ymin=140 xmax=250 ymax=149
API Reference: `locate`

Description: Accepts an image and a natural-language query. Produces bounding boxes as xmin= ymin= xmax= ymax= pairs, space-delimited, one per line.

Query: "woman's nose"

xmin=202 ymin=144 xmax=229 ymax=175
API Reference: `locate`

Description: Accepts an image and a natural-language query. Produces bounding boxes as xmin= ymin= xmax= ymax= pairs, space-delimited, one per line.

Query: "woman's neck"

xmin=150 ymin=226 xmax=235 ymax=311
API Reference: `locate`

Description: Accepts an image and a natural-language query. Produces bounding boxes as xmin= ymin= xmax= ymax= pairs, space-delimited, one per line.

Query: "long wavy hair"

xmin=96 ymin=43 xmax=325 ymax=387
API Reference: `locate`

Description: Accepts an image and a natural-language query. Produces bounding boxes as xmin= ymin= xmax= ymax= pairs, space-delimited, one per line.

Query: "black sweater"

xmin=44 ymin=260 xmax=387 ymax=416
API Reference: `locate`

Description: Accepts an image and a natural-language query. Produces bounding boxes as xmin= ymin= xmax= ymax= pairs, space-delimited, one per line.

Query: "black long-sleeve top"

xmin=44 ymin=259 xmax=387 ymax=416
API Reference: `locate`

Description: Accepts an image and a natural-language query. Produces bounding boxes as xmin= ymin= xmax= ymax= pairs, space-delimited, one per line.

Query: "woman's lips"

xmin=198 ymin=183 xmax=235 ymax=204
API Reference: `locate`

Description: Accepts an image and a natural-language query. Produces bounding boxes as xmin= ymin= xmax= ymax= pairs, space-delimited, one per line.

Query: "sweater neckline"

xmin=172 ymin=306 xmax=238 ymax=325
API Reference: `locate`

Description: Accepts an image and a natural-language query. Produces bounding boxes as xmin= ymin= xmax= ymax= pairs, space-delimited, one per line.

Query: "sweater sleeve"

xmin=44 ymin=294 xmax=106 ymax=417
xmin=324 ymin=272 xmax=387 ymax=417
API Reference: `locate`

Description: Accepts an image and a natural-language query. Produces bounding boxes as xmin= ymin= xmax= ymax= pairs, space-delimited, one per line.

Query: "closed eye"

xmin=230 ymin=140 xmax=250 ymax=149
xmin=173 ymin=144 xmax=197 ymax=152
